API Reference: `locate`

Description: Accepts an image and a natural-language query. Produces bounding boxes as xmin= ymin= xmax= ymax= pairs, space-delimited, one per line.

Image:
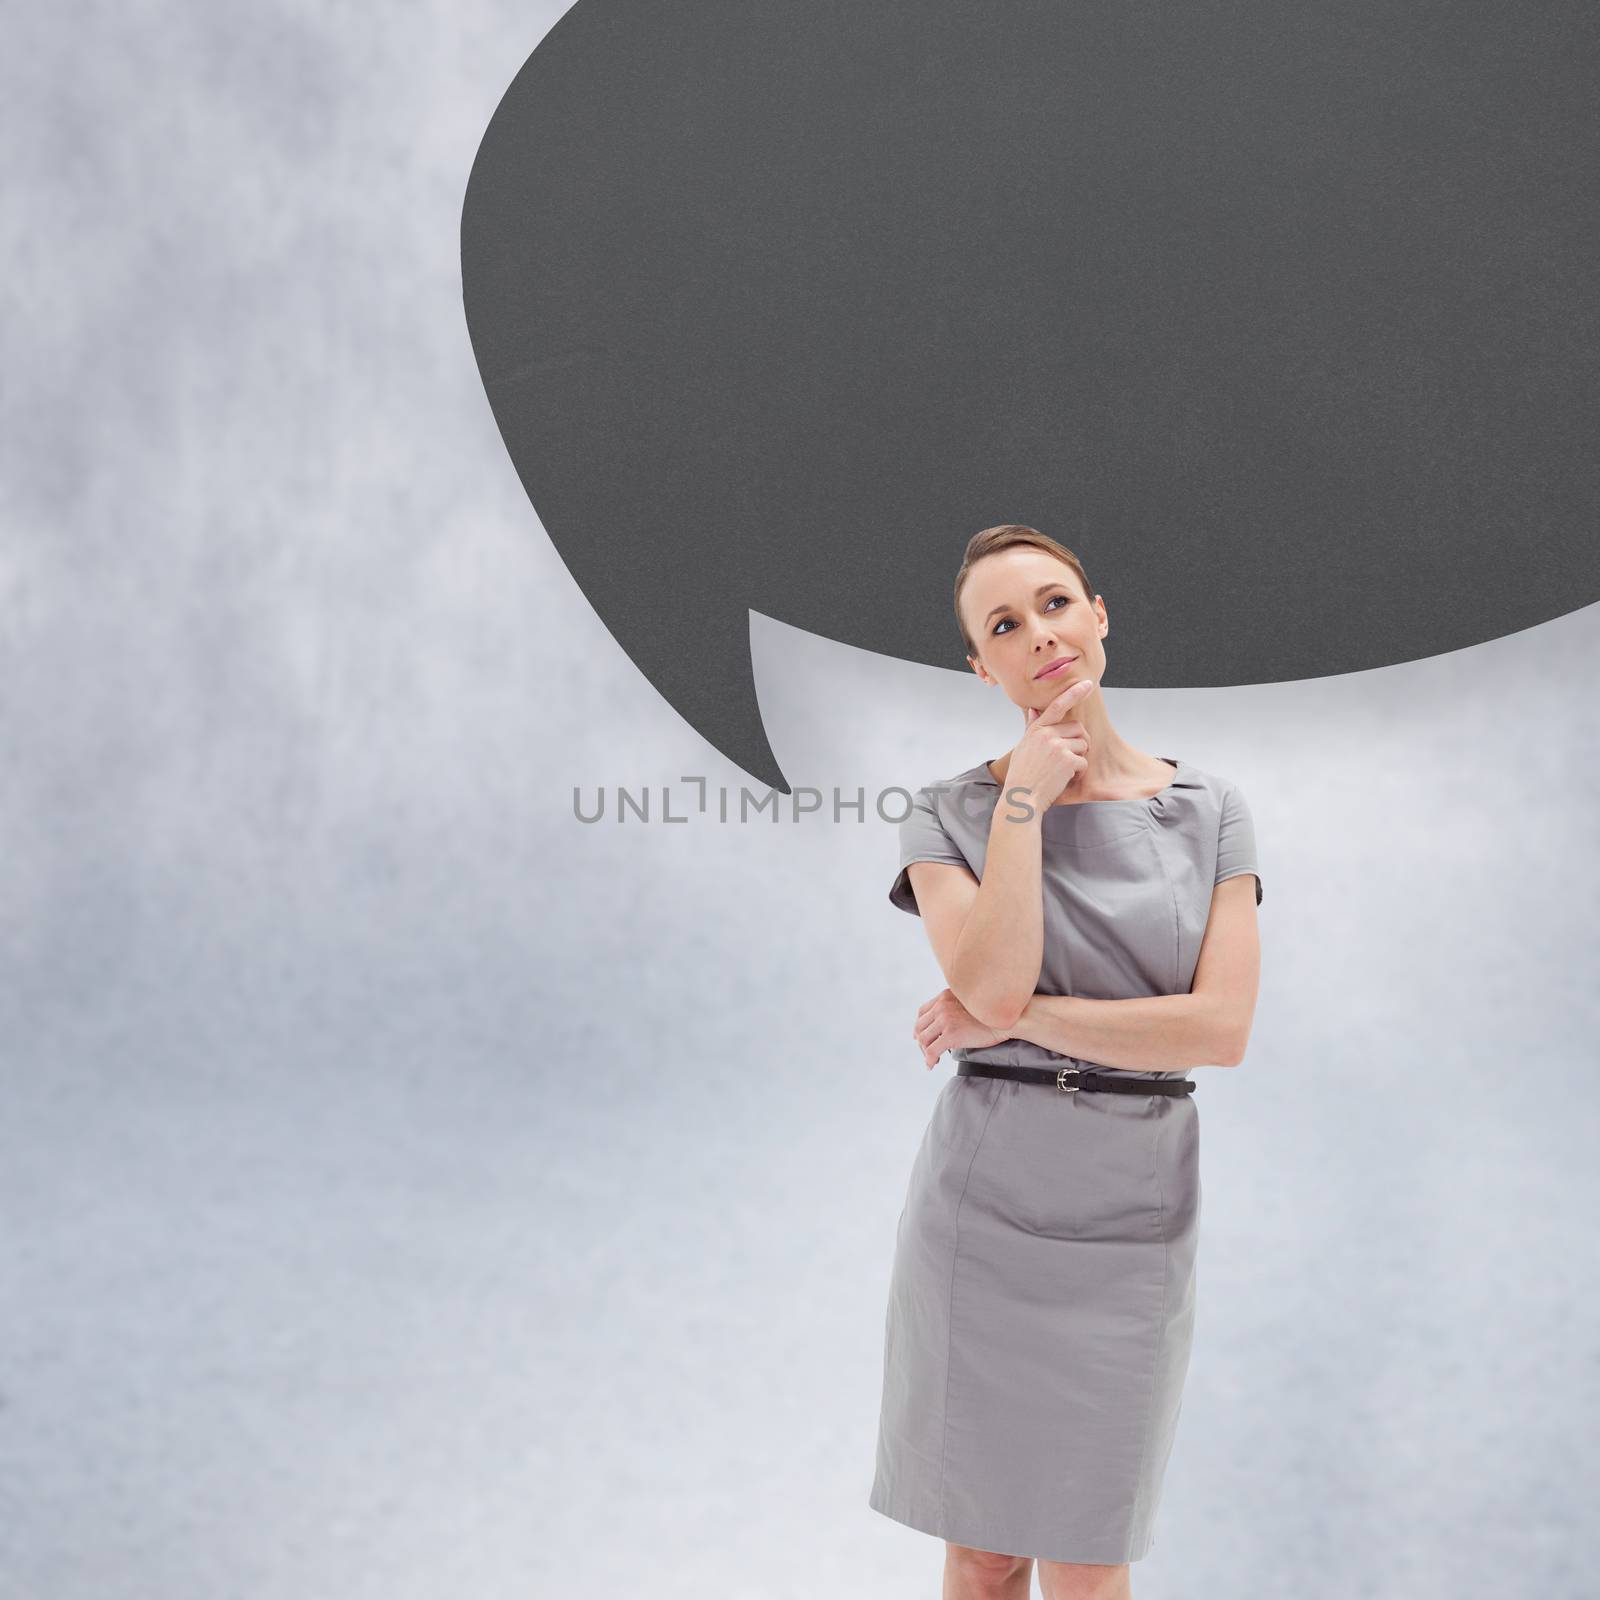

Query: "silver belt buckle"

xmin=1056 ymin=1066 xmax=1082 ymax=1093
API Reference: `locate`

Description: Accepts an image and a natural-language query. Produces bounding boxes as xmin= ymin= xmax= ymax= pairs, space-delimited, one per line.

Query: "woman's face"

xmin=961 ymin=547 xmax=1107 ymax=710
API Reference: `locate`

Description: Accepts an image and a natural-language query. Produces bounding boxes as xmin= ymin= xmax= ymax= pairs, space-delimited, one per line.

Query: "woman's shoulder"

xmin=1148 ymin=760 xmax=1250 ymax=839
xmin=928 ymin=759 xmax=995 ymax=791
xmin=1166 ymin=757 xmax=1229 ymax=795
xmin=900 ymin=761 xmax=994 ymax=806
xmin=894 ymin=763 xmax=997 ymax=844
xmin=1166 ymin=759 xmax=1249 ymax=801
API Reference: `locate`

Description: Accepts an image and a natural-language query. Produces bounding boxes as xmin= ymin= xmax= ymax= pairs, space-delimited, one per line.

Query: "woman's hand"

xmin=1001 ymin=674 xmax=1099 ymax=814
xmin=913 ymin=988 xmax=1009 ymax=1069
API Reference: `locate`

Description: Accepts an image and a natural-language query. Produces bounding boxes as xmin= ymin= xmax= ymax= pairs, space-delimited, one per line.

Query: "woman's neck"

xmin=988 ymin=745 xmax=1173 ymax=805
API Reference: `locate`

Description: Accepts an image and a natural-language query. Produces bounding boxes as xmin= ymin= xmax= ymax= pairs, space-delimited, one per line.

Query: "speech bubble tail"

xmin=631 ymin=606 xmax=791 ymax=796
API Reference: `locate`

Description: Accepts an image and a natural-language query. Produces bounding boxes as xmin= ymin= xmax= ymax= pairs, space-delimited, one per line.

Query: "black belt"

xmin=957 ymin=1061 xmax=1195 ymax=1096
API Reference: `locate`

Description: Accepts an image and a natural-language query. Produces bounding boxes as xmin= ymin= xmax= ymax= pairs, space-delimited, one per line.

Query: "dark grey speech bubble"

xmin=462 ymin=0 xmax=1600 ymax=794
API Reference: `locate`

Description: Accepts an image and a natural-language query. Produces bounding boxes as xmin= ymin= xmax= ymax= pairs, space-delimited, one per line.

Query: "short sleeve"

xmin=888 ymin=786 xmax=971 ymax=916
xmin=1215 ymin=782 xmax=1263 ymax=905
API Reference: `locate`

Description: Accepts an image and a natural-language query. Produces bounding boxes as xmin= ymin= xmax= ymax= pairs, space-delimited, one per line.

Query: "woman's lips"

xmin=1035 ymin=655 xmax=1078 ymax=680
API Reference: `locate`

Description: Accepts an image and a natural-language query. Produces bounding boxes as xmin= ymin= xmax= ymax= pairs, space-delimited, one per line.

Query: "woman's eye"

xmin=992 ymin=595 xmax=1069 ymax=636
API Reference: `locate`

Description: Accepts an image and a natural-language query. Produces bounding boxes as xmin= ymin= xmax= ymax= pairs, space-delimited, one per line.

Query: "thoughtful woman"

xmin=869 ymin=524 xmax=1264 ymax=1600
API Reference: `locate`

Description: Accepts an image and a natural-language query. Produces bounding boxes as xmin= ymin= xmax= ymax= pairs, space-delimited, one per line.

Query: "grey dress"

xmin=869 ymin=757 xmax=1262 ymax=1565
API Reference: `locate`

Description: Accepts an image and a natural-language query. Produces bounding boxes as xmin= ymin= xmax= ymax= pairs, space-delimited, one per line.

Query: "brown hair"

xmin=954 ymin=524 xmax=1095 ymax=660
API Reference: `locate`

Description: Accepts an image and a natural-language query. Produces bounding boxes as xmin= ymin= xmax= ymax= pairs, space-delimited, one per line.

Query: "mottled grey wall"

xmin=3 ymin=4 xmax=1598 ymax=1598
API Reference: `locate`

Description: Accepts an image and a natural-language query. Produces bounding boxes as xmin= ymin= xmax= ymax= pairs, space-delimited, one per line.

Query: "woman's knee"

xmin=1036 ymin=1558 xmax=1131 ymax=1600
xmin=945 ymin=1540 xmax=1032 ymax=1583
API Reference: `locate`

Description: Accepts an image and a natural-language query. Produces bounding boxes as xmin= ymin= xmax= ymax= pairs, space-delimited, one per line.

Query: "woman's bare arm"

xmin=1009 ymin=992 xmax=1238 ymax=1069
xmin=902 ymin=791 xmax=1047 ymax=1031
xmin=1007 ymin=872 xmax=1262 ymax=1067
xmin=905 ymin=677 xmax=1099 ymax=1030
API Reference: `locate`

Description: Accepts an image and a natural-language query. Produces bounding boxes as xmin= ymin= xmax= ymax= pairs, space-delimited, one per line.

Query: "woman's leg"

xmin=1035 ymin=1558 xmax=1132 ymax=1600
xmin=943 ymin=1541 xmax=1033 ymax=1599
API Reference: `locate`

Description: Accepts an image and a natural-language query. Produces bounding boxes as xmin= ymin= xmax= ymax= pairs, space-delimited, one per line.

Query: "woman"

xmin=869 ymin=525 xmax=1263 ymax=1600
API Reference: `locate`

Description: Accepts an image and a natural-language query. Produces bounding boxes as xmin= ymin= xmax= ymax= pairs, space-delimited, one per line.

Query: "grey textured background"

xmin=5 ymin=4 xmax=1600 ymax=1597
